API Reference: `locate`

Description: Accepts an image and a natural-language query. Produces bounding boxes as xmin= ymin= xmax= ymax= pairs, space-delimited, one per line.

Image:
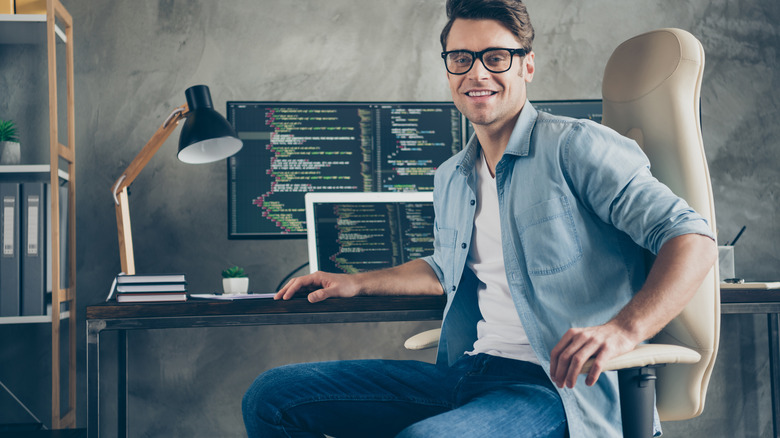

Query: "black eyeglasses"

xmin=441 ymin=48 xmax=527 ymax=75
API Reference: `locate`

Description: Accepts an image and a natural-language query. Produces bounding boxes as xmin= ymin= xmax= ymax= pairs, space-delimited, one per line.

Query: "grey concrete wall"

xmin=0 ymin=0 xmax=778 ymax=436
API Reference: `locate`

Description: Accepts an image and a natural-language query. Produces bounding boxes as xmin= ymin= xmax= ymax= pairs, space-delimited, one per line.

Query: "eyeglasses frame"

xmin=441 ymin=47 xmax=528 ymax=75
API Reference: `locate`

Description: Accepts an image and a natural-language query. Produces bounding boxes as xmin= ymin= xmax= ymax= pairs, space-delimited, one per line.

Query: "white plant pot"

xmin=222 ymin=277 xmax=249 ymax=295
xmin=0 ymin=141 xmax=21 ymax=165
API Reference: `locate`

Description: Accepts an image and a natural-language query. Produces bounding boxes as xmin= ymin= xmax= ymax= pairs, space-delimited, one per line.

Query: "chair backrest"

xmin=601 ymin=28 xmax=720 ymax=421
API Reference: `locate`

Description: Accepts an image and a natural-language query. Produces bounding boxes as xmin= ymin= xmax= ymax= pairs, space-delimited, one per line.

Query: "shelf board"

xmin=0 ymin=164 xmax=69 ymax=181
xmin=0 ymin=14 xmax=66 ymax=45
xmin=0 ymin=310 xmax=70 ymax=325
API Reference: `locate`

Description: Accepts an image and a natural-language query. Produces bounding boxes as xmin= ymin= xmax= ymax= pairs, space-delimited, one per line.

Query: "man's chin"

xmin=465 ymin=115 xmax=495 ymax=127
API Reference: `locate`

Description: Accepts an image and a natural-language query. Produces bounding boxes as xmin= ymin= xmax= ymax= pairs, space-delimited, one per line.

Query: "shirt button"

xmin=461 ymin=243 xmax=467 ymax=249
xmin=452 ymin=285 xmax=456 ymax=291
xmin=470 ymin=200 xmax=475 ymax=206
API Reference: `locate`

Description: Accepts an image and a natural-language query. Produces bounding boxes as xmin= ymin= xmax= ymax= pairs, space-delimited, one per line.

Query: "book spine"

xmin=115 ymin=274 xmax=187 ymax=284
xmin=21 ymin=182 xmax=46 ymax=316
xmin=0 ymin=183 xmax=21 ymax=317
xmin=115 ymin=284 xmax=187 ymax=293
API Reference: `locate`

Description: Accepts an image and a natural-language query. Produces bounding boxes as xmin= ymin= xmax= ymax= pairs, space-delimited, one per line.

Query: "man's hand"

xmin=275 ymin=271 xmax=360 ymax=303
xmin=549 ymin=322 xmax=638 ymax=388
xmin=275 ymin=259 xmax=444 ymax=303
xmin=549 ymin=233 xmax=717 ymax=389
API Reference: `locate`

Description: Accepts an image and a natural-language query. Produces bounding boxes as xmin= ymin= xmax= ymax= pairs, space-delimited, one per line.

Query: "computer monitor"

xmin=305 ymin=191 xmax=435 ymax=274
xmin=227 ymin=102 xmax=464 ymax=238
xmin=532 ymin=99 xmax=603 ymax=123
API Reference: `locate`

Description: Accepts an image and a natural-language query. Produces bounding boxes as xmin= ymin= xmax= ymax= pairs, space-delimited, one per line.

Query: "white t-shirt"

xmin=466 ymin=151 xmax=539 ymax=364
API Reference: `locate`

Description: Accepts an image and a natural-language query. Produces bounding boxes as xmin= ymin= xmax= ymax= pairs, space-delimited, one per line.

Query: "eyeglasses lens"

xmin=446 ymin=50 xmax=513 ymax=74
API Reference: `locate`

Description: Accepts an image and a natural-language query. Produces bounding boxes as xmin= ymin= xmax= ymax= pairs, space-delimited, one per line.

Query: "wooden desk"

xmin=86 ymin=296 xmax=446 ymax=438
xmin=87 ymin=289 xmax=780 ymax=438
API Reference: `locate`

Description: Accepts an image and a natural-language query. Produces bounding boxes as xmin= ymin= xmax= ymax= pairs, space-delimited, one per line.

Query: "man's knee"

xmin=243 ymin=364 xmax=300 ymax=418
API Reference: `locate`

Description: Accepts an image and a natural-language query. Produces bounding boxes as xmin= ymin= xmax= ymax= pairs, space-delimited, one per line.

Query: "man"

xmin=242 ymin=0 xmax=717 ymax=436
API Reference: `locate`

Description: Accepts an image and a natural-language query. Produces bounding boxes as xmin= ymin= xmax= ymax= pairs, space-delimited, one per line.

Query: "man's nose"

xmin=466 ymin=56 xmax=492 ymax=79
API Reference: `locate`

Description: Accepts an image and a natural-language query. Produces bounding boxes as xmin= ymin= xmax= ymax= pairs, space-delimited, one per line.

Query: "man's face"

xmin=445 ymin=18 xmax=535 ymax=133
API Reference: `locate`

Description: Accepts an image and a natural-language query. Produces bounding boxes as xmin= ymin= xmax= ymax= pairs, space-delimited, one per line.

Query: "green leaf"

xmin=221 ymin=266 xmax=246 ymax=278
xmin=0 ymin=120 xmax=19 ymax=143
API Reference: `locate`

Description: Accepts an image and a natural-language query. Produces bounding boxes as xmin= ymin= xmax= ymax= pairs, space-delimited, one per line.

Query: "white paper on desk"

xmin=189 ymin=293 xmax=277 ymax=300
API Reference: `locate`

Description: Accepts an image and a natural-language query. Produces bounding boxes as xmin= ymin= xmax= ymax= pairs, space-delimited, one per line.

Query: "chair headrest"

xmin=603 ymin=28 xmax=703 ymax=103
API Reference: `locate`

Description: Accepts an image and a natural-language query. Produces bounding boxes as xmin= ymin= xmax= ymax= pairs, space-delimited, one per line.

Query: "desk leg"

xmin=118 ymin=330 xmax=127 ymax=438
xmin=769 ymin=314 xmax=780 ymax=438
xmin=87 ymin=321 xmax=101 ymax=438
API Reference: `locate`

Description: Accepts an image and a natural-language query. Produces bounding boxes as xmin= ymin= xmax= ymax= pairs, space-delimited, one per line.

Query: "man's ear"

xmin=523 ymin=51 xmax=535 ymax=82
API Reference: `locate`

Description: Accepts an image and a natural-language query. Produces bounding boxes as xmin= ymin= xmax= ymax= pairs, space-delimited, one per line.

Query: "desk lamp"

xmin=111 ymin=85 xmax=242 ymax=275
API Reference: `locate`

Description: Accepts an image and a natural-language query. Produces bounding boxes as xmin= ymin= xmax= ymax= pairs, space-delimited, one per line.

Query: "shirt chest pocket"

xmin=517 ymin=196 xmax=583 ymax=276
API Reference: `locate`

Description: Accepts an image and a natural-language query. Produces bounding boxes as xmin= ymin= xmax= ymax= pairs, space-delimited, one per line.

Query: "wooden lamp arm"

xmin=111 ymin=104 xmax=189 ymax=275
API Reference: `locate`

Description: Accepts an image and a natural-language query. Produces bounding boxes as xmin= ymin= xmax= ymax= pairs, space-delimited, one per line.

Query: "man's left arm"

xmin=549 ymin=232 xmax=717 ymax=388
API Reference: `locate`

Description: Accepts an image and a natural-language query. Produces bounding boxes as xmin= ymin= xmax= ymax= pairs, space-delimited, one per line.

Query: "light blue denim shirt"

xmin=422 ymin=102 xmax=714 ymax=437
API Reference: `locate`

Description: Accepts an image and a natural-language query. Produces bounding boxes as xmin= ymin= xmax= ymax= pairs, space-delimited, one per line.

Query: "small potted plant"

xmin=0 ymin=119 xmax=21 ymax=165
xmin=221 ymin=265 xmax=248 ymax=294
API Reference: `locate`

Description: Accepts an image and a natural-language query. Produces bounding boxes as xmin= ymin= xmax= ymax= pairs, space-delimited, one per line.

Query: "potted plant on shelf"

xmin=0 ymin=119 xmax=21 ymax=165
xmin=221 ymin=265 xmax=249 ymax=294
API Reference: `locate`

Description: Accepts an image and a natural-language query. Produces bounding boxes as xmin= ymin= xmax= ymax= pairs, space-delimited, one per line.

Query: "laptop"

xmin=305 ymin=192 xmax=435 ymax=274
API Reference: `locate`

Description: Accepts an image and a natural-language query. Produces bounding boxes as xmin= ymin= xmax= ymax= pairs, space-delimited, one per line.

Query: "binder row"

xmin=0 ymin=181 xmax=69 ymax=317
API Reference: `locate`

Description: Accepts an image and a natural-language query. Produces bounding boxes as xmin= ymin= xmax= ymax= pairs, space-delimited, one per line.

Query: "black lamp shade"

xmin=177 ymin=85 xmax=243 ymax=164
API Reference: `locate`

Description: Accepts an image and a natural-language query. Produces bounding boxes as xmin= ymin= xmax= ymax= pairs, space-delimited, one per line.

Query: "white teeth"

xmin=467 ymin=90 xmax=494 ymax=97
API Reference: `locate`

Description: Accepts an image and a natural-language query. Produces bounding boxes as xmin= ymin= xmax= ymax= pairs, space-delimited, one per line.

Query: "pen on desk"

xmin=727 ymin=225 xmax=746 ymax=246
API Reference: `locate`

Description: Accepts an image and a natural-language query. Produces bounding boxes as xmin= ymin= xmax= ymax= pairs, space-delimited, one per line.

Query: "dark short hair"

xmin=440 ymin=0 xmax=535 ymax=52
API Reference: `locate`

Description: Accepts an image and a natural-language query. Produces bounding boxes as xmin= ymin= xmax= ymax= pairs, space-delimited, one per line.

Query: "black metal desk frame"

xmin=720 ymin=289 xmax=780 ymax=438
xmin=86 ymin=296 xmax=446 ymax=438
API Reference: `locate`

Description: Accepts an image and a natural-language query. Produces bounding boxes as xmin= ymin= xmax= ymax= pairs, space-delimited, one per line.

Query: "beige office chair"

xmin=406 ymin=28 xmax=719 ymax=437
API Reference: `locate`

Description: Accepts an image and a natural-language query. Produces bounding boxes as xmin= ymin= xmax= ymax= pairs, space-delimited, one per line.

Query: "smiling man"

xmin=242 ymin=1 xmax=717 ymax=437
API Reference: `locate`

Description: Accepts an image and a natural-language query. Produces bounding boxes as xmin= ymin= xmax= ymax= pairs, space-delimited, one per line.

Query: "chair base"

xmin=619 ymin=366 xmax=659 ymax=438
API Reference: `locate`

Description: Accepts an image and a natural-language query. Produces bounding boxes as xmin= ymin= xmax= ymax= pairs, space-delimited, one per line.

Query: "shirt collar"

xmin=457 ymin=100 xmax=537 ymax=176
xmin=505 ymin=100 xmax=536 ymax=157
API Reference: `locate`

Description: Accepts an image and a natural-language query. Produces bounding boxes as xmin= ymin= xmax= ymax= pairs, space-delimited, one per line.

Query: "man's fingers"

xmin=551 ymin=328 xmax=611 ymax=388
xmin=307 ymin=288 xmax=330 ymax=303
xmin=551 ymin=330 xmax=589 ymax=387
xmin=585 ymin=358 xmax=604 ymax=386
xmin=563 ymin=344 xmax=600 ymax=388
xmin=275 ymin=273 xmax=322 ymax=300
xmin=550 ymin=330 xmax=576 ymax=384
xmin=551 ymin=324 xmax=639 ymax=388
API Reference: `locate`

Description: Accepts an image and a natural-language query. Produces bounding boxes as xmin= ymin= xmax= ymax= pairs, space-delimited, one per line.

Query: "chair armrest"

xmin=404 ymin=328 xmax=441 ymax=350
xmin=405 ymin=333 xmax=701 ymax=375
xmin=581 ymin=344 xmax=701 ymax=374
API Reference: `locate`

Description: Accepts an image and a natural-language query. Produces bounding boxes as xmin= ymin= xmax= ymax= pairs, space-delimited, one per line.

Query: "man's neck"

xmin=472 ymin=114 xmax=520 ymax=177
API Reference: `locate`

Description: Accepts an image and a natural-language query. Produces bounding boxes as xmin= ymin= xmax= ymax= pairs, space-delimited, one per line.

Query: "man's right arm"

xmin=275 ymin=258 xmax=445 ymax=303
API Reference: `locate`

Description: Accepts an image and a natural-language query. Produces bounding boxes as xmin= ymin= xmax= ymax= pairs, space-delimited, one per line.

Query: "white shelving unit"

xmin=0 ymin=164 xmax=69 ymax=181
xmin=0 ymin=311 xmax=69 ymax=325
xmin=0 ymin=13 xmax=66 ymax=44
xmin=0 ymin=0 xmax=77 ymax=429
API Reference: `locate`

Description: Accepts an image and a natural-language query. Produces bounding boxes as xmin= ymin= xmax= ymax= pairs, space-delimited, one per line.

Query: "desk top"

xmin=85 ymin=288 xmax=779 ymax=324
xmin=86 ymin=295 xmax=447 ymax=320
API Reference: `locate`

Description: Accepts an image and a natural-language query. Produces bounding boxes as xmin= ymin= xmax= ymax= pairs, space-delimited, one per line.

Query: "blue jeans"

xmin=242 ymin=354 xmax=566 ymax=437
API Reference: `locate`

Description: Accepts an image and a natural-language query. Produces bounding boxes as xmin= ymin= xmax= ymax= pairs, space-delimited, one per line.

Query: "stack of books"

xmin=107 ymin=273 xmax=187 ymax=303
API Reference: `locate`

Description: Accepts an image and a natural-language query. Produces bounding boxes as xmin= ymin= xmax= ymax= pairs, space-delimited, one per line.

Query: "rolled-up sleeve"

xmin=561 ymin=121 xmax=714 ymax=255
